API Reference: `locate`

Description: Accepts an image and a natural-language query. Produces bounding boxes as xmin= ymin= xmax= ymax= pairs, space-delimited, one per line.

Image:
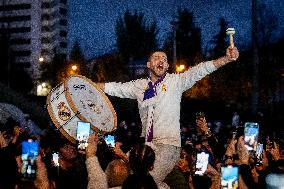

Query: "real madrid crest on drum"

xmin=46 ymin=75 xmax=117 ymax=144
xmin=57 ymin=102 xmax=71 ymax=121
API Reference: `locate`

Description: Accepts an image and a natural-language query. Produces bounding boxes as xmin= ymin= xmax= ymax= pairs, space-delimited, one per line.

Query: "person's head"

xmin=0 ymin=118 xmax=21 ymax=144
xmin=105 ymin=159 xmax=130 ymax=187
xmin=147 ymin=51 xmax=169 ymax=80
xmin=59 ymin=143 xmax=78 ymax=169
xmin=129 ymin=144 xmax=155 ymax=175
xmin=1 ymin=117 xmax=19 ymax=134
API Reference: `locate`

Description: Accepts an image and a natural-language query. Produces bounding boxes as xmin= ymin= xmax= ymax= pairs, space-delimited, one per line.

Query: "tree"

xmin=176 ymin=9 xmax=202 ymax=66
xmin=163 ymin=9 xmax=208 ymax=98
xmin=115 ymin=10 xmax=158 ymax=63
xmin=206 ymin=17 xmax=251 ymax=105
xmin=209 ymin=18 xmax=228 ymax=59
xmin=164 ymin=9 xmax=202 ymax=68
xmin=207 ymin=18 xmax=229 ymax=100
xmin=90 ymin=53 xmax=128 ymax=83
xmin=40 ymin=41 xmax=88 ymax=87
xmin=40 ymin=51 xmax=67 ymax=87
xmin=69 ymin=41 xmax=88 ymax=77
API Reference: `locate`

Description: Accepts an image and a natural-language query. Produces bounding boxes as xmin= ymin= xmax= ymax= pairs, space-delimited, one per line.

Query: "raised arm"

xmin=178 ymin=46 xmax=239 ymax=92
xmin=86 ymin=134 xmax=108 ymax=189
xmin=104 ymin=80 xmax=144 ymax=99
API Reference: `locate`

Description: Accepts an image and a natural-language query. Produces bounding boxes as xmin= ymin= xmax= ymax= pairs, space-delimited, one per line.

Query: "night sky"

xmin=68 ymin=0 xmax=284 ymax=58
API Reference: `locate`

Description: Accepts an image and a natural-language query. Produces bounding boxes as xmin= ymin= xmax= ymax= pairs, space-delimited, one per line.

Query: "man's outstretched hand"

xmin=225 ymin=46 xmax=239 ymax=61
xmin=213 ymin=46 xmax=239 ymax=68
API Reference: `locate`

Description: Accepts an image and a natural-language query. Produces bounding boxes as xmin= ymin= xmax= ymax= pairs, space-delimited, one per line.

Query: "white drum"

xmin=46 ymin=75 xmax=117 ymax=144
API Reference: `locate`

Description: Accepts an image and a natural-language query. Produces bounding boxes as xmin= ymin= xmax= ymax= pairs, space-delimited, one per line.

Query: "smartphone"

xmin=21 ymin=139 xmax=39 ymax=179
xmin=195 ymin=152 xmax=209 ymax=175
xmin=76 ymin=121 xmax=91 ymax=150
xmin=256 ymin=143 xmax=263 ymax=165
xmin=52 ymin=152 xmax=59 ymax=167
xmin=221 ymin=165 xmax=238 ymax=189
xmin=244 ymin=122 xmax=259 ymax=152
xmin=104 ymin=134 xmax=115 ymax=147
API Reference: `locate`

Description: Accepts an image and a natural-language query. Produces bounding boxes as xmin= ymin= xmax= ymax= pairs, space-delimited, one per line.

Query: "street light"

xmin=176 ymin=64 xmax=185 ymax=73
xmin=71 ymin=65 xmax=77 ymax=71
xmin=37 ymin=82 xmax=51 ymax=96
xmin=39 ymin=57 xmax=44 ymax=62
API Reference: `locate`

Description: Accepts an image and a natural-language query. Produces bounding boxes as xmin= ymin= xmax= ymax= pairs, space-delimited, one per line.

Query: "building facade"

xmin=0 ymin=0 xmax=68 ymax=80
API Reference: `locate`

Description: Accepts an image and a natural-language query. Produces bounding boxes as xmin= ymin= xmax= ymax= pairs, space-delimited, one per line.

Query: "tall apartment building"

xmin=0 ymin=0 xmax=68 ymax=80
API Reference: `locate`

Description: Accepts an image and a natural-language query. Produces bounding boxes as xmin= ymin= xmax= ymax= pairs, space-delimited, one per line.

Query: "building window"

xmin=41 ymin=37 xmax=51 ymax=44
xmin=0 ymin=15 xmax=31 ymax=22
xmin=59 ymin=8 xmax=67 ymax=16
xmin=59 ymin=42 xmax=67 ymax=48
xmin=59 ymin=30 xmax=67 ymax=37
xmin=10 ymin=38 xmax=31 ymax=45
xmin=0 ymin=27 xmax=31 ymax=33
xmin=41 ymin=14 xmax=50 ymax=21
xmin=59 ymin=19 xmax=67 ymax=26
xmin=0 ymin=3 xmax=31 ymax=11
xmin=13 ymin=50 xmax=31 ymax=57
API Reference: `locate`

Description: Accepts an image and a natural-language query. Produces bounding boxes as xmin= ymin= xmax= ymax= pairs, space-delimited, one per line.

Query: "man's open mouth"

xmin=157 ymin=64 xmax=164 ymax=70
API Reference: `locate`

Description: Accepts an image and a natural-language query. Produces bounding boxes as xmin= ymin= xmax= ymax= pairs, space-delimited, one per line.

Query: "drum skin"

xmin=46 ymin=75 xmax=117 ymax=144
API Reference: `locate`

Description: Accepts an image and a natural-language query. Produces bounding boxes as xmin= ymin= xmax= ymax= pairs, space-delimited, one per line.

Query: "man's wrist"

xmin=213 ymin=56 xmax=231 ymax=68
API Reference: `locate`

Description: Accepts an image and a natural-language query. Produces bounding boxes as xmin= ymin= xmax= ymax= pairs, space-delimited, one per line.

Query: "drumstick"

xmin=226 ymin=28 xmax=235 ymax=48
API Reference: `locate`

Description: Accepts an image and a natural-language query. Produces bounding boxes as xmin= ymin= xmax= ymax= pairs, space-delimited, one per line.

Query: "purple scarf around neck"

xmin=143 ymin=74 xmax=166 ymax=101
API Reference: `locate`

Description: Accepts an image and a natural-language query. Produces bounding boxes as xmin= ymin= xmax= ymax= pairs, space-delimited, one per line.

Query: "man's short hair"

xmin=148 ymin=49 xmax=166 ymax=61
xmin=105 ymin=159 xmax=129 ymax=188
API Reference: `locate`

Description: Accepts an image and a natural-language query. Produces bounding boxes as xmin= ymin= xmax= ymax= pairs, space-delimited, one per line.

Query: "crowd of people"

xmin=0 ymin=46 xmax=283 ymax=189
xmin=0 ymin=112 xmax=283 ymax=189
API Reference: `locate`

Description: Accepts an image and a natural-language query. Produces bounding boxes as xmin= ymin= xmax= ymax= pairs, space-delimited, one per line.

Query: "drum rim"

xmin=65 ymin=74 xmax=117 ymax=132
xmin=46 ymin=83 xmax=77 ymax=144
xmin=47 ymin=74 xmax=117 ymax=144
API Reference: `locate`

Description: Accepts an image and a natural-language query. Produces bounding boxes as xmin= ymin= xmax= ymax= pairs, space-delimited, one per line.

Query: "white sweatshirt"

xmin=105 ymin=61 xmax=217 ymax=147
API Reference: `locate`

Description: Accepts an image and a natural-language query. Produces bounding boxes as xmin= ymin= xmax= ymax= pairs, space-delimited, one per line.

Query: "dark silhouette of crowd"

xmin=0 ymin=111 xmax=283 ymax=189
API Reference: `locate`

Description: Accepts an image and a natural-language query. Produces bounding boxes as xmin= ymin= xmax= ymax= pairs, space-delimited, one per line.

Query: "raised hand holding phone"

xmin=195 ymin=152 xmax=209 ymax=175
xmin=195 ymin=111 xmax=210 ymax=135
xmin=76 ymin=121 xmax=91 ymax=150
xmin=86 ymin=133 xmax=99 ymax=158
xmin=237 ymin=136 xmax=249 ymax=165
xmin=21 ymin=139 xmax=39 ymax=179
xmin=244 ymin=122 xmax=259 ymax=152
